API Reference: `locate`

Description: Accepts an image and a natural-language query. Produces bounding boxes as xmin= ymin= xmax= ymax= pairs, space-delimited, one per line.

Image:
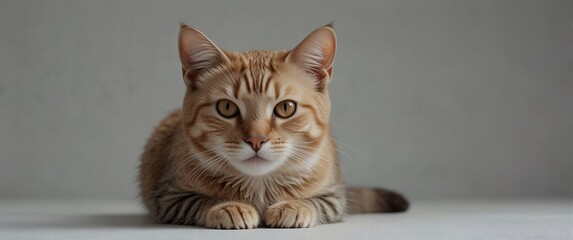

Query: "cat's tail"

xmin=346 ymin=187 xmax=409 ymax=214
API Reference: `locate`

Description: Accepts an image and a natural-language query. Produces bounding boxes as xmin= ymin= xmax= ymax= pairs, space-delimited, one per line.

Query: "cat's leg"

xmin=152 ymin=190 xmax=259 ymax=229
xmin=264 ymin=191 xmax=346 ymax=228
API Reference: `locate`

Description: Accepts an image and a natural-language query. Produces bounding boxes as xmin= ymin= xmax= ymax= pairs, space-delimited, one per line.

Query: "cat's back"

xmin=139 ymin=109 xmax=183 ymax=209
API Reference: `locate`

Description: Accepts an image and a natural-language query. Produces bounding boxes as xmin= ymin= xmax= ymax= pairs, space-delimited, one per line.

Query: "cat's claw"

xmin=205 ymin=202 xmax=259 ymax=229
xmin=264 ymin=200 xmax=317 ymax=228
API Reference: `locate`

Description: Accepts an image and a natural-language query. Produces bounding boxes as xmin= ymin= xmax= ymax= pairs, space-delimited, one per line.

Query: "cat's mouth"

xmin=242 ymin=156 xmax=269 ymax=164
xmin=230 ymin=153 xmax=283 ymax=176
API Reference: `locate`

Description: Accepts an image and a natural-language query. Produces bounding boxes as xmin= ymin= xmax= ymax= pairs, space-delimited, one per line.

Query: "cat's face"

xmin=179 ymin=25 xmax=336 ymax=176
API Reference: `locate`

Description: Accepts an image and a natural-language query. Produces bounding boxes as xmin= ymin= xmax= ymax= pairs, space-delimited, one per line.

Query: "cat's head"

xmin=178 ymin=24 xmax=336 ymax=177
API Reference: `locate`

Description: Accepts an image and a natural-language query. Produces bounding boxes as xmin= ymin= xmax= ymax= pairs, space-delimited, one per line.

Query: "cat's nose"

xmin=244 ymin=136 xmax=269 ymax=152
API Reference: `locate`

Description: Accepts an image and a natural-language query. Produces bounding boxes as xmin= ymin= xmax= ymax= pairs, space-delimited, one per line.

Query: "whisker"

xmin=293 ymin=141 xmax=355 ymax=163
xmin=210 ymin=153 xmax=229 ymax=177
xmin=288 ymin=145 xmax=346 ymax=178
xmin=332 ymin=139 xmax=361 ymax=160
xmin=183 ymin=154 xmax=226 ymax=186
xmin=165 ymin=146 xmax=224 ymax=179
xmin=288 ymin=148 xmax=321 ymax=175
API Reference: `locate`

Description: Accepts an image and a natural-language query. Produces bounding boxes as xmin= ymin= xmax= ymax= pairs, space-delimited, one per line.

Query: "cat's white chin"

xmin=230 ymin=155 xmax=283 ymax=177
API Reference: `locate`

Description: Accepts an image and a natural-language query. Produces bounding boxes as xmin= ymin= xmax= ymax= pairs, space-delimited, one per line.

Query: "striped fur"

xmin=139 ymin=24 xmax=408 ymax=229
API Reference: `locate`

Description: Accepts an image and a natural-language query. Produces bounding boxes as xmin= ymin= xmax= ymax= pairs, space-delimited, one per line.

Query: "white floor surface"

xmin=0 ymin=199 xmax=571 ymax=240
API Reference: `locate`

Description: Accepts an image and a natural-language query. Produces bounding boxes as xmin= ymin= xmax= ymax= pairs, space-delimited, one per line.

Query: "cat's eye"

xmin=216 ymin=99 xmax=239 ymax=118
xmin=274 ymin=100 xmax=297 ymax=118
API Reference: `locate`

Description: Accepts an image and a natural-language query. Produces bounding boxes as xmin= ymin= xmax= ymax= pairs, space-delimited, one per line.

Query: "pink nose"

xmin=244 ymin=136 xmax=269 ymax=152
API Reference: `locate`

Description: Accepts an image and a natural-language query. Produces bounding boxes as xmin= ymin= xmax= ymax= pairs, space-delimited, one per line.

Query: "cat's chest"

xmin=226 ymin=176 xmax=311 ymax=212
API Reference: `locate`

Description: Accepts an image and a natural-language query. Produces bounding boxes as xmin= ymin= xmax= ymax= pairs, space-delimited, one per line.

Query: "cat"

xmin=138 ymin=23 xmax=408 ymax=229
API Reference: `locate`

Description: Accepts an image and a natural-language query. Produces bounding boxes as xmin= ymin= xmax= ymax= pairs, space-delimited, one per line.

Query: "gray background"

xmin=1 ymin=0 xmax=572 ymax=201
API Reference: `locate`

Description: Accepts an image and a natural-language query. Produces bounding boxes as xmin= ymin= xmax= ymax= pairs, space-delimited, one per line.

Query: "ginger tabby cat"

xmin=139 ymin=23 xmax=408 ymax=229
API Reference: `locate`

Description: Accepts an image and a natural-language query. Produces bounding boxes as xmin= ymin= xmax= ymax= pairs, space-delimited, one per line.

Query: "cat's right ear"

xmin=286 ymin=24 xmax=336 ymax=87
xmin=179 ymin=24 xmax=229 ymax=88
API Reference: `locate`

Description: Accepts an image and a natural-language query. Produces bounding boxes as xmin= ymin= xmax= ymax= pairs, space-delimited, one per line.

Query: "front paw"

xmin=264 ymin=200 xmax=317 ymax=228
xmin=205 ymin=202 xmax=259 ymax=229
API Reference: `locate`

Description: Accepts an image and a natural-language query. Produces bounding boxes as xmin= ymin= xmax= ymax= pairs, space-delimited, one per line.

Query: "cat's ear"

xmin=287 ymin=24 xmax=336 ymax=85
xmin=179 ymin=24 xmax=229 ymax=88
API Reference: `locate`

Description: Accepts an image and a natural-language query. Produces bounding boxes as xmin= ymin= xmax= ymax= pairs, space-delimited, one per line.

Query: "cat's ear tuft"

xmin=179 ymin=25 xmax=229 ymax=88
xmin=287 ymin=24 xmax=336 ymax=86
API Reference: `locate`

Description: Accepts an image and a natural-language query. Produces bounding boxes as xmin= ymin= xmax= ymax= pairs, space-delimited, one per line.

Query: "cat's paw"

xmin=205 ymin=202 xmax=259 ymax=229
xmin=264 ymin=200 xmax=317 ymax=228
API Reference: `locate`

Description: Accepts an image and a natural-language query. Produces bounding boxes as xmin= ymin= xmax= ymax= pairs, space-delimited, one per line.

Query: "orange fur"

xmin=139 ymin=24 xmax=407 ymax=229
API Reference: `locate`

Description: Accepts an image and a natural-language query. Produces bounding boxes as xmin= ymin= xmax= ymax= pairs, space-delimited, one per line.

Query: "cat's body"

xmin=139 ymin=24 xmax=408 ymax=229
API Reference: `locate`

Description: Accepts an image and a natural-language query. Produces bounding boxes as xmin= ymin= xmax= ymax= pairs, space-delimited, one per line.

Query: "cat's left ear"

xmin=287 ymin=24 xmax=336 ymax=86
xmin=179 ymin=24 xmax=230 ymax=88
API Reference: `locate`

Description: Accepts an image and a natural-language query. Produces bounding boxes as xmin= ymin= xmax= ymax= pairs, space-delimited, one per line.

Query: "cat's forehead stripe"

xmin=241 ymin=70 xmax=252 ymax=94
xmin=232 ymin=78 xmax=240 ymax=99
xmin=274 ymin=81 xmax=280 ymax=99
xmin=233 ymin=53 xmax=280 ymax=98
xmin=260 ymin=69 xmax=274 ymax=94
xmin=263 ymin=74 xmax=273 ymax=95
